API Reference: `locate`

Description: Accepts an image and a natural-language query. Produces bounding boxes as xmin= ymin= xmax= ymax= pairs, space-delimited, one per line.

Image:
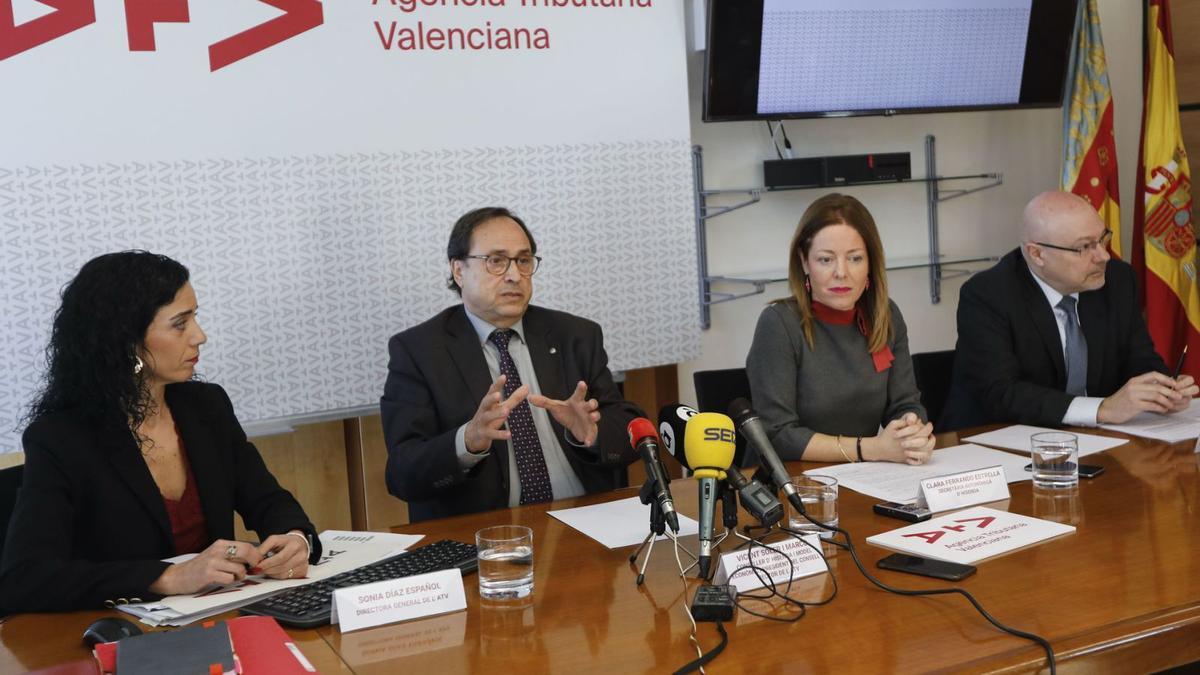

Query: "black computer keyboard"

xmin=240 ymin=539 xmax=478 ymax=628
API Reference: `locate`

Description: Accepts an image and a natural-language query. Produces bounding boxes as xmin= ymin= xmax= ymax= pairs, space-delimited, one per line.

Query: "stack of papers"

xmin=962 ymin=425 xmax=1127 ymax=457
xmin=802 ymin=444 xmax=1030 ymax=504
xmin=1100 ymin=398 xmax=1200 ymax=443
xmin=120 ymin=531 xmax=424 ymax=626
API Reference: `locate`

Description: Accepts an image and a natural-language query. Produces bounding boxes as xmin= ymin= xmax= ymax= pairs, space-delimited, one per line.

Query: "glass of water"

xmin=1030 ymin=432 xmax=1079 ymax=488
xmin=475 ymin=525 xmax=534 ymax=600
xmin=786 ymin=475 xmax=838 ymax=540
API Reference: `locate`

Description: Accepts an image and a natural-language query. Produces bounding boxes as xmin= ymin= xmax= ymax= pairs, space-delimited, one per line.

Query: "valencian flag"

xmin=1133 ymin=0 xmax=1199 ymax=379
xmin=1062 ymin=0 xmax=1121 ymax=257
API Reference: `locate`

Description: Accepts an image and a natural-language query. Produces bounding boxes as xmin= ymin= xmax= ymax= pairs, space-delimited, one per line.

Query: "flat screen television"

xmin=704 ymin=0 xmax=1079 ymax=122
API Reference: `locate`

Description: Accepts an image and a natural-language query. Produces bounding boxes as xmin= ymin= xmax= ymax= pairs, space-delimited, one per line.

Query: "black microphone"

xmin=628 ymin=418 xmax=680 ymax=534
xmin=728 ymin=398 xmax=805 ymax=516
xmin=725 ymin=466 xmax=783 ymax=527
xmin=656 ymin=403 xmax=698 ymax=468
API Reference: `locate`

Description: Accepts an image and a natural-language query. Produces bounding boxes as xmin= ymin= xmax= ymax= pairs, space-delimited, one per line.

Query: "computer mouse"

xmin=81 ymin=616 xmax=143 ymax=648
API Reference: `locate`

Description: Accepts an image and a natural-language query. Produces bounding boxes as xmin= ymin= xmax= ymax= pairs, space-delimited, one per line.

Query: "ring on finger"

xmin=225 ymin=544 xmax=238 ymax=560
xmin=287 ymin=568 xmax=295 ymax=579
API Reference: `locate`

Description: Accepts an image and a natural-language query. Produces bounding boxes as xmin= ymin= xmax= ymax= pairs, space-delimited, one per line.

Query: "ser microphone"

xmin=628 ymin=418 xmax=680 ymax=534
xmin=725 ymin=466 xmax=783 ymax=528
xmin=728 ymin=398 xmax=805 ymax=517
xmin=684 ymin=412 xmax=736 ymax=579
xmin=658 ymin=403 xmax=748 ymax=469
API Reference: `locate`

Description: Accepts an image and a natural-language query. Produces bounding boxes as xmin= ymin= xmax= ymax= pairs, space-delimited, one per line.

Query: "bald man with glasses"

xmin=380 ymin=207 xmax=642 ymax=522
xmin=942 ymin=191 xmax=1198 ymax=430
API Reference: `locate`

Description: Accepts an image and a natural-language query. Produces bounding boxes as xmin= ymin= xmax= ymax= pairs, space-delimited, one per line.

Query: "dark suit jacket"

xmin=380 ymin=305 xmax=642 ymax=523
xmin=942 ymin=249 xmax=1166 ymax=430
xmin=0 ymin=382 xmax=320 ymax=613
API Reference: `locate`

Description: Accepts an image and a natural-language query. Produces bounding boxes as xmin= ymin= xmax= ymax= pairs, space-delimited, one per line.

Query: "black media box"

xmin=763 ymin=152 xmax=911 ymax=190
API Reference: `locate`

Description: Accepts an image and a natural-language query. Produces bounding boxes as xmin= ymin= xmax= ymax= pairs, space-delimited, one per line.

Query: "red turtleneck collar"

xmin=811 ymin=300 xmax=895 ymax=372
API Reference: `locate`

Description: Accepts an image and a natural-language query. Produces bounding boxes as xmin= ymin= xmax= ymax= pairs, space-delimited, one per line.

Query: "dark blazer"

xmin=942 ymin=249 xmax=1166 ymax=430
xmin=0 ymin=382 xmax=320 ymax=614
xmin=380 ymin=305 xmax=642 ymax=523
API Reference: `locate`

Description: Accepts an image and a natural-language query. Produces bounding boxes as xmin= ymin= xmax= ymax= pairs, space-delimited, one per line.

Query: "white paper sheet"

xmin=547 ymin=496 xmax=700 ymax=549
xmin=801 ymin=444 xmax=1031 ymax=504
xmin=121 ymin=530 xmax=425 ymax=626
xmin=1100 ymin=398 xmax=1200 ymax=443
xmin=866 ymin=506 xmax=1075 ymax=565
xmin=962 ymin=425 xmax=1127 ymax=457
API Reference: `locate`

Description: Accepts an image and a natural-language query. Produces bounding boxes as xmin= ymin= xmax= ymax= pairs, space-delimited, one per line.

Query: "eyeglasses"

xmin=461 ymin=254 xmax=542 ymax=277
xmin=1033 ymin=229 xmax=1113 ymax=256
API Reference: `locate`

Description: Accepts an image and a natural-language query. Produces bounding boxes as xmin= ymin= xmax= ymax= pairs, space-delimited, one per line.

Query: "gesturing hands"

xmin=1098 ymin=372 xmax=1197 ymax=424
xmin=529 ymin=380 xmax=601 ymax=446
xmin=464 ymin=375 xmax=529 ymax=453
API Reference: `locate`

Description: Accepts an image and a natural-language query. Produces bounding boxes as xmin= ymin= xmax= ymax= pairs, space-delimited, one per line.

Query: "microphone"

xmin=684 ymin=412 xmax=736 ymax=579
xmin=659 ymin=403 xmax=747 ymax=469
xmin=725 ymin=466 xmax=783 ymax=527
xmin=728 ymin=398 xmax=805 ymax=517
xmin=628 ymin=418 xmax=680 ymax=534
xmin=657 ymin=404 xmax=698 ymax=467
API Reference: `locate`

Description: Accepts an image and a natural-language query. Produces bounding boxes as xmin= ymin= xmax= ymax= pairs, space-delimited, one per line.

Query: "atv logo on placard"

xmin=0 ymin=0 xmax=323 ymax=71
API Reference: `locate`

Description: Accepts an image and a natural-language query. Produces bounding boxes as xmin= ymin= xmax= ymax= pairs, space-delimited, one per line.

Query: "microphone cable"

xmin=671 ymin=535 xmax=713 ymax=674
xmin=789 ymin=515 xmax=1057 ymax=675
xmin=726 ymin=534 xmax=838 ymax=623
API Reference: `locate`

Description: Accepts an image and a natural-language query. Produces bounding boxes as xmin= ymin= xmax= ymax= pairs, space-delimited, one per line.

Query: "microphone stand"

xmin=681 ymin=481 xmax=735 ymax=580
xmin=629 ymin=475 xmax=695 ymax=586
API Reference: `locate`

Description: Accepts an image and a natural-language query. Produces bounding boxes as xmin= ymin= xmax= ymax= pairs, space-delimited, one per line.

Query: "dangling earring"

xmin=865 ymin=277 xmax=871 ymax=290
xmin=804 ymin=276 xmax=811 ymax=294
xmin=133 ymin=355 xmax=144 ymax=375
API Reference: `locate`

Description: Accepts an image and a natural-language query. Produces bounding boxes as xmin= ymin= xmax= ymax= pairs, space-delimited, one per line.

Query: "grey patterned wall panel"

xmin=0 ymin=141 xmax=699 ymax=452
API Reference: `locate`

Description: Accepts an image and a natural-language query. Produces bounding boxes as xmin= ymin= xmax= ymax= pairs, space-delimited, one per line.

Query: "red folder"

xmin=92 ymin=616 xmax=314 ymax=674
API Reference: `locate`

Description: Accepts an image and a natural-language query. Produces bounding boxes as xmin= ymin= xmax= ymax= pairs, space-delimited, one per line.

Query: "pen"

xmin=1172 ymin=345 xmax=1188 ymax=378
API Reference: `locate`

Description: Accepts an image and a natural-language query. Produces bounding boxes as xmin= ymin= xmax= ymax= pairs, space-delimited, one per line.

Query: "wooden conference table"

xmin=2 ymin=427 xmax=1198 ymax=673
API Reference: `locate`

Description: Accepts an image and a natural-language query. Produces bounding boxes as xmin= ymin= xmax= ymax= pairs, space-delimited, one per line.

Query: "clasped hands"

xmin=870 ymin=412 xmax=935 ymax=465
xmin=150 ymin=532 xmax=310 ymax=596
xmin=465 ymin=375 xmax=600 ymax=453
xmin=1098 ymin=372 xmax=1197 ymax=425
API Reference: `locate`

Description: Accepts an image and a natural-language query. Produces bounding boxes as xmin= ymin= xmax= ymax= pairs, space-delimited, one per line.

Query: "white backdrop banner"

xmin=0 ymin=0 xmax=697 ymax=452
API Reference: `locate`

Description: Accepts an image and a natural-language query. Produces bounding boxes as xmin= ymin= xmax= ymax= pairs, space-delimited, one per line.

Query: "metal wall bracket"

xmin=694 ymin=136 xmax=1003 ymax=328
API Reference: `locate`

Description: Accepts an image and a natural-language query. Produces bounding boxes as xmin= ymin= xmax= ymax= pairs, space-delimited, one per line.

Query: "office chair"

xmin=692 ymin=367 xmax=753 ymax=466
xmin=911 ymin=350 xmax=956 ymax=432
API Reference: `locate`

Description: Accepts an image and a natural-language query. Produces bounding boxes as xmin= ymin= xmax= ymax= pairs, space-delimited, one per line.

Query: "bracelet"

xmin=856 ymin=436 xmax=865 ymax=462
xmin=835 ymin=435 xmax=855 ymax=463
xmin=287 ymin=531 xmax=311 ymax=559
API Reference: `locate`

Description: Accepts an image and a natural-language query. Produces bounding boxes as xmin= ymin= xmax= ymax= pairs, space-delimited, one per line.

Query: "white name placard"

xmin=917 ymin=465 xmax=1010 ymax=513
xmin=331 ymin=569 xmax=466 ymax=634
xmin=712 ymin=534 xmax=828 ymax=593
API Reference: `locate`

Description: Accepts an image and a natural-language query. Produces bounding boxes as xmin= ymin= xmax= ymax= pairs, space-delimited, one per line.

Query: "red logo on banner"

xmin=0 ymin=0 xmax=95 ymax=61
xmin=1 ymin=0 xmax=323 ymax=70
xmin=209 ymin=0 xmax=323 ymax=71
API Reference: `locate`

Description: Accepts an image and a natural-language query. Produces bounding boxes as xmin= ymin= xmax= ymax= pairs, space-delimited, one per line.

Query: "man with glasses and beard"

xmin=380 ymin=207 xmax=641 ymax=522
xmin=943 ymin=191 xmax=1197 ymax=430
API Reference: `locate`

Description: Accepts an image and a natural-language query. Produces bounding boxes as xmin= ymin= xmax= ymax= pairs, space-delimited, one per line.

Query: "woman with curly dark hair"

xmin=0 ymin=251 xmax=321 ymax=613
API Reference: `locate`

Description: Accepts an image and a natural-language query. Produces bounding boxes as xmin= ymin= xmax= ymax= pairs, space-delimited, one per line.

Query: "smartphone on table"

xmin=876 ymin=553 xmax=976 ymax=581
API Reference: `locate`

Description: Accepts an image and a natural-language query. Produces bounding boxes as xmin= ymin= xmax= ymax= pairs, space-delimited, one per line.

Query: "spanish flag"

xmin=1133 ymin=0 xmax=1199 ymax=379
xmin=1062 ymin=0 xmax=1121 ymax=257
